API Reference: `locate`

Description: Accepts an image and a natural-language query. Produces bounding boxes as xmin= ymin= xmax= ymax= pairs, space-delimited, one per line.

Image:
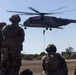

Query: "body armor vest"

xmin=2 ymin=25 xmax=21 ymax=49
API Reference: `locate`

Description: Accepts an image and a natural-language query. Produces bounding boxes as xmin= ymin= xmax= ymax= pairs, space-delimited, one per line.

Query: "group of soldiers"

xmin=0 ymin=14 xmax=68 ymax=75
xmin=0 ymin=14 xmax=25 ymax=75
xmin=0 ymin=14 xmax=76 ymax=75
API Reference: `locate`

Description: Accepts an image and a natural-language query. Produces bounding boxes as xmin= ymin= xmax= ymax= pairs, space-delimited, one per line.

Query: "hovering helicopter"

xmin=7 ymin=7 xmax=76 ymax=30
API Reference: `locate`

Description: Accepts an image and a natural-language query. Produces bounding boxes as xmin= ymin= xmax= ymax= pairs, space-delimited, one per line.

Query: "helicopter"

xmin=7 ymin=7 xmax=76 ymax=30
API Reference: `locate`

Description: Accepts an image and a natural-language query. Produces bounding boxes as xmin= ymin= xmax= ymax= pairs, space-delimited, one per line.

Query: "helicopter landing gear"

xmin=49 ymin=28 xmax=52 ymax=30
xmin=24 ymin=27 xmax=27 ymax=29
xmin=46 ymin=28 xmax=52 ymax=31
xmin=46 ymin=28 xmax=48 ymax=30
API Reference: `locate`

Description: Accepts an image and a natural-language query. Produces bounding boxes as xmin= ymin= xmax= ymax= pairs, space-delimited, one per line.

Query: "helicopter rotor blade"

xmin=51 ymin=7 xmax=66 ymax=11
xmin=40 ymin=12 xmax=63 ymax=15
xmin=56 ymin=10 xmax=76 ymax=13
xmin=14 ymin=13 xmax=40 ymax=15
xmin=7 ymin=10 xmax=31 ymax=14
xmin=7 ymin=10 xmax=39 ymax=15
xmin=28 ymin=7 xmax=40 ymax=13
xmin=28 ymin=7 xmax=65 ymax=15
xmin=7 ymin=10 xmax=63 ymax=15
xmin=7 ymin=7 xmax=76 ymax=16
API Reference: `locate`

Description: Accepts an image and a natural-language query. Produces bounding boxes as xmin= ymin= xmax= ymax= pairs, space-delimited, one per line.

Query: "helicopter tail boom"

xmin=69 ymin=19 xmax=76 ymax=23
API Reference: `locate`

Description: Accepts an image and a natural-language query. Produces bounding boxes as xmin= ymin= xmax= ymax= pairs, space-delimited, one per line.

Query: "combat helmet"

xmin=46 ymin=44 xmax=57 ymax=53
xmin=9 ymin=14 xmax=21 ymax=23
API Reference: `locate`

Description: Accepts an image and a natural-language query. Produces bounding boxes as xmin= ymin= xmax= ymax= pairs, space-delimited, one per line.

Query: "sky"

xmin=0 ymin=0 xmax=76 ymax=54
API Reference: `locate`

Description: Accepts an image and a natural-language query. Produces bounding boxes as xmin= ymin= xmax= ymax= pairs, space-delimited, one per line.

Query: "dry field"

xmin=19 ymin=59 xmax=76 ymax=75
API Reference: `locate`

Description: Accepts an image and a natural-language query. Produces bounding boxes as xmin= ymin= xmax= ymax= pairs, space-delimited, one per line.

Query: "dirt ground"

xmin=19 ymin=59 xmax=76 ymax=75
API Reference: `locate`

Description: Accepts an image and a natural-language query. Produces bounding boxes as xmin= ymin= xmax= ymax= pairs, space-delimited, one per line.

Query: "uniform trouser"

xmin=0 ymin=51 xmax=1 ymax=74
xmin=1 ymin=60 xmax=10 ymax=75
xmin=9 ymin=59 xmax=21 ymax=75
xmin=46 ymin=69 xmax=65 ymax=75
xmin=1 ymin=50 xmax=21 ymax=75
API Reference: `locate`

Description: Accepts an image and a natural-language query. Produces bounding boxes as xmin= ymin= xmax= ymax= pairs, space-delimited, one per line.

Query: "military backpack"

xmin=44 ymin=53 xmax=61 ymax=71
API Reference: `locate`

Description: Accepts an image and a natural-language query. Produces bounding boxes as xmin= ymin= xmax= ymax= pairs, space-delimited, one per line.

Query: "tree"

xmin=40 ymin=52 xmax=46 ymax=56
xmin=65 ymin=46 xmax=74 ymax=59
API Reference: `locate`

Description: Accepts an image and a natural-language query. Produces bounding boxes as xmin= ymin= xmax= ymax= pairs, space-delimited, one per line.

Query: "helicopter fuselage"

xmin=23 ymin=16 xmax=76 ymax=29
xmin=7 ymin=7 xmax=76 ymax=30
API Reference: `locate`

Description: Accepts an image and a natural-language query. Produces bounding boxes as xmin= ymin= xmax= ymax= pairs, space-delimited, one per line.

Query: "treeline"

xmin=21 ymin=52 xmax=46 ymax=60
xmin=21 ymin=51 xmax=76 ymax=60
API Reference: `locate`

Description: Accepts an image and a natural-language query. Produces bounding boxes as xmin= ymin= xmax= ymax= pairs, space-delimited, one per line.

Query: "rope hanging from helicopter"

xmin=43 ymin=29 xmax=45 ymax=52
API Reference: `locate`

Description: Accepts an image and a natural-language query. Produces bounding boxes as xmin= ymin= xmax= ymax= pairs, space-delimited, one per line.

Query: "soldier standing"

xmin=74 ymin=65 xmax=76 ymax=75
xmin=2 ymin=14 xmax=25 ymax=75
xmin=0 ymin=22 xmax=6 ymax=74
xmin=42 ymin=44 xmax=68 ymax=75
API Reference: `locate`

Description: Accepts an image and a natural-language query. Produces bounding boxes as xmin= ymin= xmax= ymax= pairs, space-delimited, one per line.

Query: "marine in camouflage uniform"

xmin=42 ymin=44 xmax=68 ymax=75
xmin=2 ymin=14 xmax=25 ymax=75
xmin=74 ymin=65 xmax=76 ymax=75
xmin=0 ymin=22 xmax=6 ymax=74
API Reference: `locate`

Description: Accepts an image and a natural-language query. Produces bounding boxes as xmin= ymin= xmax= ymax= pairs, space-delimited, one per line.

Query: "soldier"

xmin=0 ymin=22 xmax=6 ymax=74
xmin=2 ymin=14 xmax=25 ymax=75
xmin=74 ymin=65 xmax=76 ymax=75
xmin=42 ymin=44 xmax=68 ymax=75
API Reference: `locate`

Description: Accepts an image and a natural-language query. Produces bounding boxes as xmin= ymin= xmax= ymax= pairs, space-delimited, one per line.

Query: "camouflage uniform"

xmin=2 ymin=14 xmax=25 ymax=75
xmin=42 ymin=44 xmax=68 ymax=75
xmin=0 ymin=22 xmax=6 ymax=74
xmin=74 ymin=66 xmax=76 ymax=75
